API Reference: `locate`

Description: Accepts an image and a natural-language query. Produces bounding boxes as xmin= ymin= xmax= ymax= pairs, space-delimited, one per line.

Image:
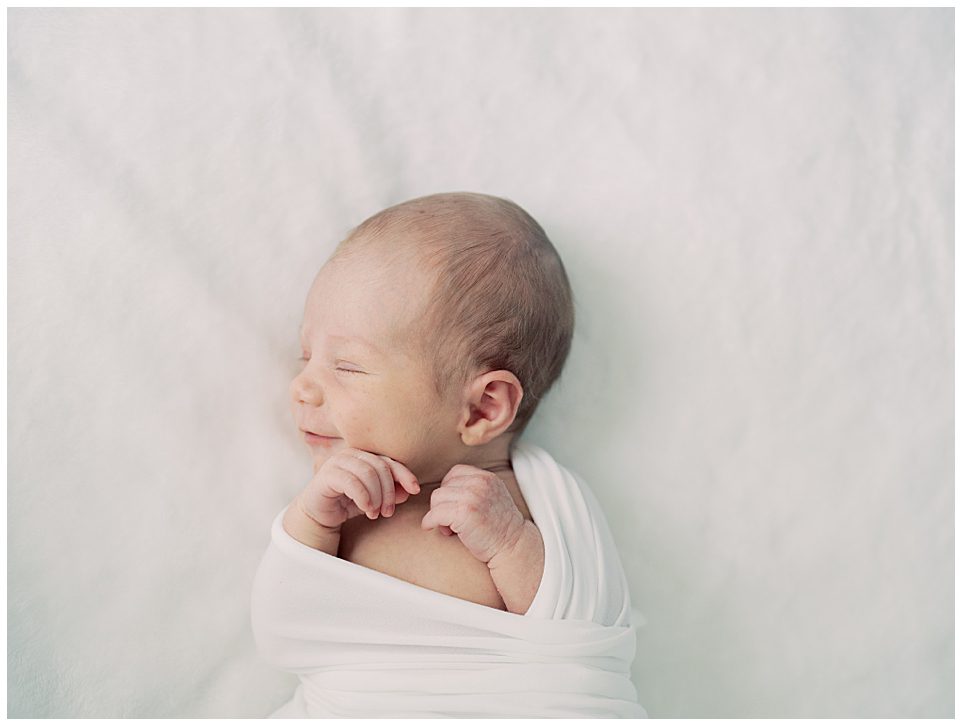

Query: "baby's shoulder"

xmin=337 ymin=503 xmax=507 ymax=611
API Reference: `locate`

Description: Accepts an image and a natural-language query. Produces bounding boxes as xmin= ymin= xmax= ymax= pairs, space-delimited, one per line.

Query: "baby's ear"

xmin=459 ymin=371 xmax=523 ymax=446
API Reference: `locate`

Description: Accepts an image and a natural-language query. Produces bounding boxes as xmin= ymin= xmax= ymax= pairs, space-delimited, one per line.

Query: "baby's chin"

xmin=309 ymin=437 xmax=381 ymax=472
xmin=310 ymin=446 xmax=338 ymax=471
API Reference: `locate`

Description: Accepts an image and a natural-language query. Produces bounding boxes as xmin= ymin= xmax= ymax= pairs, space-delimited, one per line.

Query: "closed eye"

xmin=299 ymin=356 xmax=362 ymax=375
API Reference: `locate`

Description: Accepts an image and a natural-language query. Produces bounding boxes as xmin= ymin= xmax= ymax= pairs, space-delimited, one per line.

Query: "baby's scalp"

xmin=330 ymin=192 xmax=575 ymax=439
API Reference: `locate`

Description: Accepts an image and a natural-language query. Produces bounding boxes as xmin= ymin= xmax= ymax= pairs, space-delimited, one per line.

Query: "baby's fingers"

xmin=381 ymin=457 xmax=421 ymax=496
xmin=334 ymin=455 xmax=383 ymax=518
xmin=360 ymin=453 xmax=396 ymax=517
xmin=394 ymin=482 xmax=412 ymax=505
xmin=326 ymin=467 xmax=375 ymax=517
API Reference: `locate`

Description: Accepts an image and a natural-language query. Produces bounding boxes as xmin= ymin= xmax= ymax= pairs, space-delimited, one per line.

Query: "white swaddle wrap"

xmin=250 ymin=439 xmax=648 ymax=718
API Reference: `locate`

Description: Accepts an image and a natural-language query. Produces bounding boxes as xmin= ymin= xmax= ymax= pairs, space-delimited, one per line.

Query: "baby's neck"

xmin=415 ymin=435 xmax=515 ymax=486
xmin=416 ymin=460 xmax=513 ymax=490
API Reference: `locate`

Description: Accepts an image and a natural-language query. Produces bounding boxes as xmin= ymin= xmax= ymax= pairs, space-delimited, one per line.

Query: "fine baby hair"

xmin=331 ymin=191 xmax=575 ymax=438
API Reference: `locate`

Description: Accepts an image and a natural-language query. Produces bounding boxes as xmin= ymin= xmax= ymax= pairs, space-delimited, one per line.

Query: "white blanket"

xmin=250 ymin=440 xmax=648 ymax=718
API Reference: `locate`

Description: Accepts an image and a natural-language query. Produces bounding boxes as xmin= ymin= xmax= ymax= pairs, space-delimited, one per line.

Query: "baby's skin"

xmin=292 ymin=446 xmax=528 ymax=565
xmin=284 ymin=239 xmax=544 ymax=613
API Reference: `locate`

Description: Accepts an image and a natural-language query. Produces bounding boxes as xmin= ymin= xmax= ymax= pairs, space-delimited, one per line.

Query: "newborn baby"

xmin=284 ymin=191 xmax=570 ymax=614
xmin=252 ymin=191 xmax=647 ymax=718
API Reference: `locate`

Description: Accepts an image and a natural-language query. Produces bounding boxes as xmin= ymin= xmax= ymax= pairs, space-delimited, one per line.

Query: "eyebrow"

xmin=299 ymin=327 xmax=382 ymax=354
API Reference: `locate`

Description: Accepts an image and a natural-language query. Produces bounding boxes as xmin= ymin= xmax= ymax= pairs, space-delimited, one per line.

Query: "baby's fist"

xmin=301 ymin=449 xmax=420 ymax=530
xmin=420 ymin=464 xmax=525 ymax=564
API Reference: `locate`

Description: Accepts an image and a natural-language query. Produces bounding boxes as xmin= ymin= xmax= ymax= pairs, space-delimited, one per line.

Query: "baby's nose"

xmin=290 ymin=372 xmax=323 ymax=406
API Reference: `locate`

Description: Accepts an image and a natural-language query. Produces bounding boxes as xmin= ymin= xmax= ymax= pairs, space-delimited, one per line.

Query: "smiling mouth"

xmin=303 ymin=431 xmax=339 ymax=445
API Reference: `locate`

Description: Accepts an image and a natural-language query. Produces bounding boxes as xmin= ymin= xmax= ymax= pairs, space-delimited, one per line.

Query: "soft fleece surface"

xmin=7 ymin=8 xmax=952 ymax=718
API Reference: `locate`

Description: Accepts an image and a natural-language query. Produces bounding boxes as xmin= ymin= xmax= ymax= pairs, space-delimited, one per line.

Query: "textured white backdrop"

xmin=7 ymin=7 xmax=953 ymax=718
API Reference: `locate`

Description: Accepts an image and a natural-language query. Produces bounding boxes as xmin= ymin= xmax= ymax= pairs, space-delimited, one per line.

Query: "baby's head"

xmin=291 ymin=192 xmax=575 ymax=482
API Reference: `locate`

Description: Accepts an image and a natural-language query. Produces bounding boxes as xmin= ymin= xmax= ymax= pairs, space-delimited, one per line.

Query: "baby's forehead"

xmin=307 ymin=254 xmax=438 ymax=332
xmin=323 ymin=239 xmax=441 ymax=290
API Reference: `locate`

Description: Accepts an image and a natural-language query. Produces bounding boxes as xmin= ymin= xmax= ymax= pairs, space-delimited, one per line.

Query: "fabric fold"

xmin=250 ymin=439 xmax=647 ymax=718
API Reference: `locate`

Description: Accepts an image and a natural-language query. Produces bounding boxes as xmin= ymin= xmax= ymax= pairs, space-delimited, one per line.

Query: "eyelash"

xmin=299 ymin=356 xmax=362 ymax=374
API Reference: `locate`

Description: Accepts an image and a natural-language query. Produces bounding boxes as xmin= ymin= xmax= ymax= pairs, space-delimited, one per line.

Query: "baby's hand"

xmin=297 ymin=449 xmax=420 ymax=531
xmin=420 ymin=464 xmax=526 ymax=565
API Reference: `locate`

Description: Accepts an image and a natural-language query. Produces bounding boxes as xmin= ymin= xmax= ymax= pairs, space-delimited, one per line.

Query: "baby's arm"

xmin=420 ymin=466 xmax=546 ymax=615
xmin=282 ymin=495 xmax=342 ymax=556
xmin=486 ymin=521 xmax=545 ymax=615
